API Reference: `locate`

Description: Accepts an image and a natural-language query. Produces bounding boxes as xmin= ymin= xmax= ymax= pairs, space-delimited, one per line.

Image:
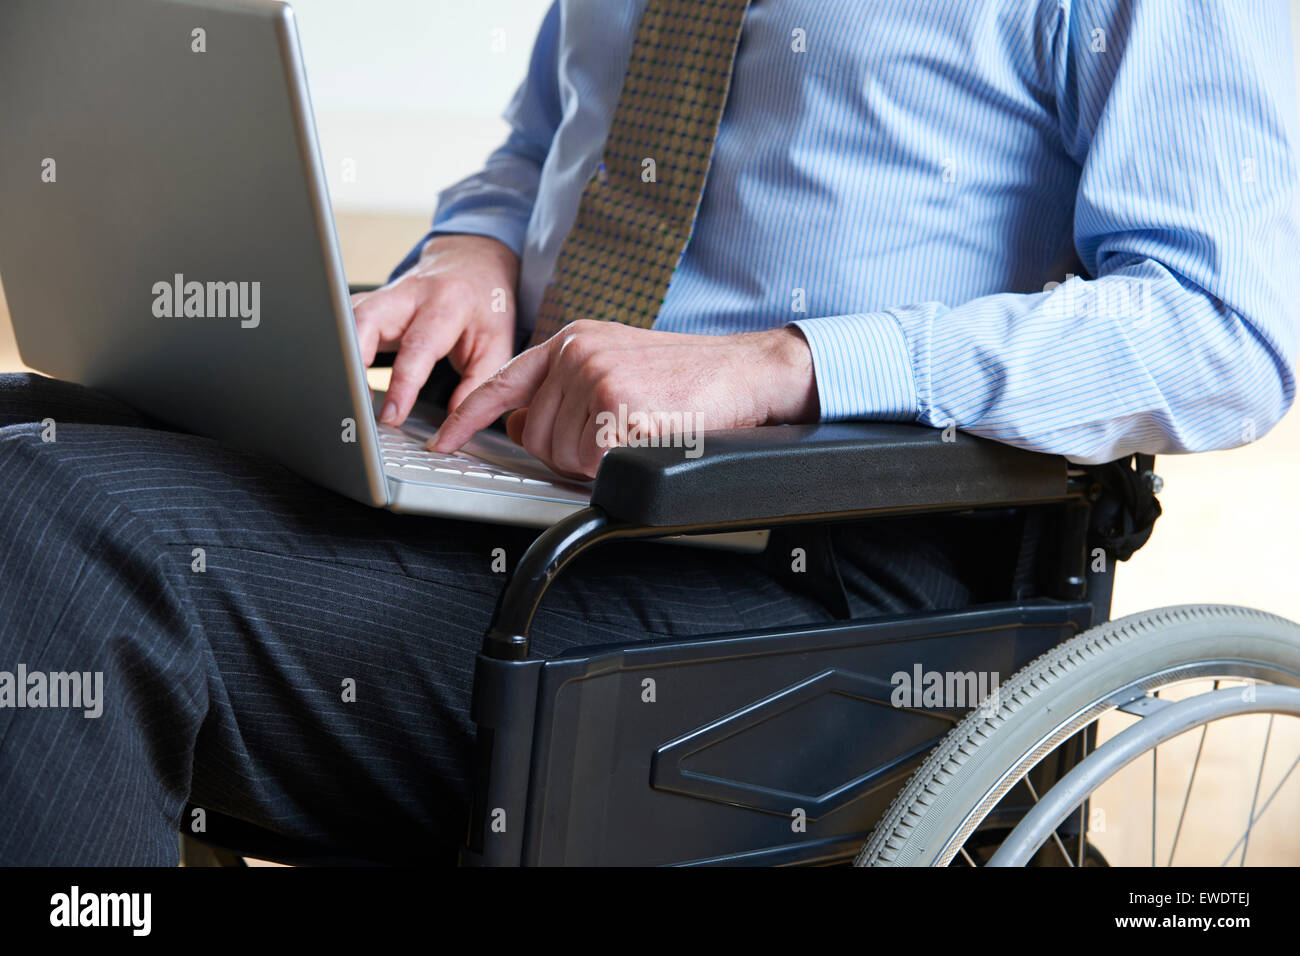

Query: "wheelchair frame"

xmin=461 ymin=424 xmax=1112 ymax=865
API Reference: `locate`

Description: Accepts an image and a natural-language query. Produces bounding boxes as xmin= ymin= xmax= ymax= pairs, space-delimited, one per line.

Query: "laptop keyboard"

xmin=376 ymin=425 xmax=558 ymax=488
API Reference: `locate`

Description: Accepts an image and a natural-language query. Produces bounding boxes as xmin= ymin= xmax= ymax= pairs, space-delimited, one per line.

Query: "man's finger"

xmin=548 ymin=378 xmax=595 ymax=477
xmin=381 ymin=305 xmax=465 ymax=425
xmin=505 ymin=408 xmax=528 ymax=445
xmin=431 ymin=345 xmax=552 ymax=452
xmin=352 ymin=282 xmax=415 ymax=368
xmin=447 ymin=329 xmax=515 ymax=412
xmin=575 ymin=412 xmax=606 ymax=479
xmin=519 ymin=372 xmax=565 ymax=466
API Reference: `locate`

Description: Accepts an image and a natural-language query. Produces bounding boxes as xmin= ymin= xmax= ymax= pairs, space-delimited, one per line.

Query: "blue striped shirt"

xmin=394 ymin=0 xmax=1300 ymax=463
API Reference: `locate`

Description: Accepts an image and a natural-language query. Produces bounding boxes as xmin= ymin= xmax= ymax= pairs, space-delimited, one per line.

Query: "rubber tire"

xmin=857 ymin=605 xmax=1300 ymax=867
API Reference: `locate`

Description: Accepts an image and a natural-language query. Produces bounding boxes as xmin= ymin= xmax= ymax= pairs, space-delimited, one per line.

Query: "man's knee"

xmin=0 ymin=426 xmax=186 ymax=649
xmin=0 ymin=372 xmax=154 ymax=429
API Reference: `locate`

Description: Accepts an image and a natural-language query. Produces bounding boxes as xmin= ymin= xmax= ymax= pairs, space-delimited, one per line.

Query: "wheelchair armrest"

xmin=590 ymin=423 xmax=1071 ymax=527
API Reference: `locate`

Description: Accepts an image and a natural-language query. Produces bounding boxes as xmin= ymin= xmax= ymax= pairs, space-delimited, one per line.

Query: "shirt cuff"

xmin=790 ymin=312 xmax=919 ymax=422
xmin=387 ymin=210 xmax=531 ymax=283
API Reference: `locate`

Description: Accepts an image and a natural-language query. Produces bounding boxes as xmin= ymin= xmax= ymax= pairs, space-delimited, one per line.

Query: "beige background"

xmin=2 ymin=1 xmax=1298 ymax=866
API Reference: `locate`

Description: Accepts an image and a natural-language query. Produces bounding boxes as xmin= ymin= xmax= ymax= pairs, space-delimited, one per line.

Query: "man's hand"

xmin=431 ymin=320 xmax=819 ymax=480
xmin=351 ymin=234 xmax=519 ymax=426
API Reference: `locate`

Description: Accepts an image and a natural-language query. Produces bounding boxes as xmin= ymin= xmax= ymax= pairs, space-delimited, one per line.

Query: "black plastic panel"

xmin=465 ymin=599 xmax=1096 ymax=866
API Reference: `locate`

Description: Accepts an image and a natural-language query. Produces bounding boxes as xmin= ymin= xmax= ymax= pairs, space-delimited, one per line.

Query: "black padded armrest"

xmin=590 ymin=423 xmax=1071 ymax=527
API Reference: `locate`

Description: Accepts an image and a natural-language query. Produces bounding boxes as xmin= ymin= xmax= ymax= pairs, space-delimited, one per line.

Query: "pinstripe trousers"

xmin=0 ymin=373 xmax=975 ymax=864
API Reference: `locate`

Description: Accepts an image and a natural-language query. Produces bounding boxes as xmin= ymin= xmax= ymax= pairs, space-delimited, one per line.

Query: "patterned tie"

xmin=530 ymin=0 xmax=753 ymax=344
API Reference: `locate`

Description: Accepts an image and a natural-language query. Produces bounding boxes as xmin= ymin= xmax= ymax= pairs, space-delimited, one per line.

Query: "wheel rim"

xmin=932 ymin=658 xmax=1300 ymax=866
xmin=984 ymin=685 xmax=1300 ymax=866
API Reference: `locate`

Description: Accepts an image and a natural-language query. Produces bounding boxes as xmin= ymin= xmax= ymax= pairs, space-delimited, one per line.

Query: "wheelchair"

xmin=180 ymin=296 xmax=1300 ymax=868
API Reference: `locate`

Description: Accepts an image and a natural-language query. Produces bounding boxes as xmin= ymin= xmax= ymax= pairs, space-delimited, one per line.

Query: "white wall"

xmin=296 ymin=0 xmax=1300 ymax=216
xmin=290 ymin=0 xmax=551 ymax=214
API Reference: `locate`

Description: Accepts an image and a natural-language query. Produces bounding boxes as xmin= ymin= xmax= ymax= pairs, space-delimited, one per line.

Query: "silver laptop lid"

xmin=0 ymin=0 xmax=388 ymax=507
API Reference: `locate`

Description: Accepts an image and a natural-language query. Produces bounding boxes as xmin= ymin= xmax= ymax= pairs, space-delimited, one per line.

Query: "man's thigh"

xmin=0 ymin=374 xmax=839 ymax=861
xmin=166 ymin=462 xmax=826 ymax=861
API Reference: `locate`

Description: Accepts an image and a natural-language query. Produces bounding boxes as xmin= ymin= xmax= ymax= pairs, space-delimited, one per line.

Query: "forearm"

xmin=426 ymin=130 xmax=551 ymax=254
xmin=793 ymin=258 xmax=1296 ymax=463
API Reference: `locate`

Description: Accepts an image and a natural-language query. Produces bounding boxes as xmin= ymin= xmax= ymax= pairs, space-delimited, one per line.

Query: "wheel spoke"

xmin=958 ymin=846 xmax=978 ymax=867
xmin=1023 ymin=776 xmax=1074 ymax=867
xmin=1217 ymin=747 xmax=1300 ymax=867
xmin=1166 ymin=680 xmax=1217 ymax=867
xmin=1239 ymin=714 xmax=1275 ymax=866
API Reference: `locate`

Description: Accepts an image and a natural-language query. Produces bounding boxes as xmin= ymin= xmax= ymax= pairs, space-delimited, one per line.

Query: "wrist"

xmin=420 ymin=232 xmax=519 ymax=274
xmin=750 ymin=327 xmax=819 ymax=425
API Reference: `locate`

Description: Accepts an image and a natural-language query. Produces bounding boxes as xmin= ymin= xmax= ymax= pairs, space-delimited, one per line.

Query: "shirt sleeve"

xmin=389 ymin=1 xmax=563 ymax=281
xmin=793 ymin=0 xmax=1300 ymax=464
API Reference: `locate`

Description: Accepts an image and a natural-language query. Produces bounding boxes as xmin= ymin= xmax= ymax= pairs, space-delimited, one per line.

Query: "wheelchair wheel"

xmin=856 ymin=605 xmax=1300 ymax=867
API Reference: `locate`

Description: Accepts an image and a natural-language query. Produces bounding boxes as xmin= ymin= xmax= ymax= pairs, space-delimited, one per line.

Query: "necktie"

xmin=530 ymin=0 xmax=753 ymax=344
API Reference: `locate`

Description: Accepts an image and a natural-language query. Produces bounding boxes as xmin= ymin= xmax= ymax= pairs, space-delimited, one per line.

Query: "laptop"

xmin=0 ymin=0 xmax=767 ymax=548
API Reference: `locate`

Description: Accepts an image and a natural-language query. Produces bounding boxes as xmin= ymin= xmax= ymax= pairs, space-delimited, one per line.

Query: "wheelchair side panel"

xmin=465 ymin=600 xmax=1096 ymax=866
